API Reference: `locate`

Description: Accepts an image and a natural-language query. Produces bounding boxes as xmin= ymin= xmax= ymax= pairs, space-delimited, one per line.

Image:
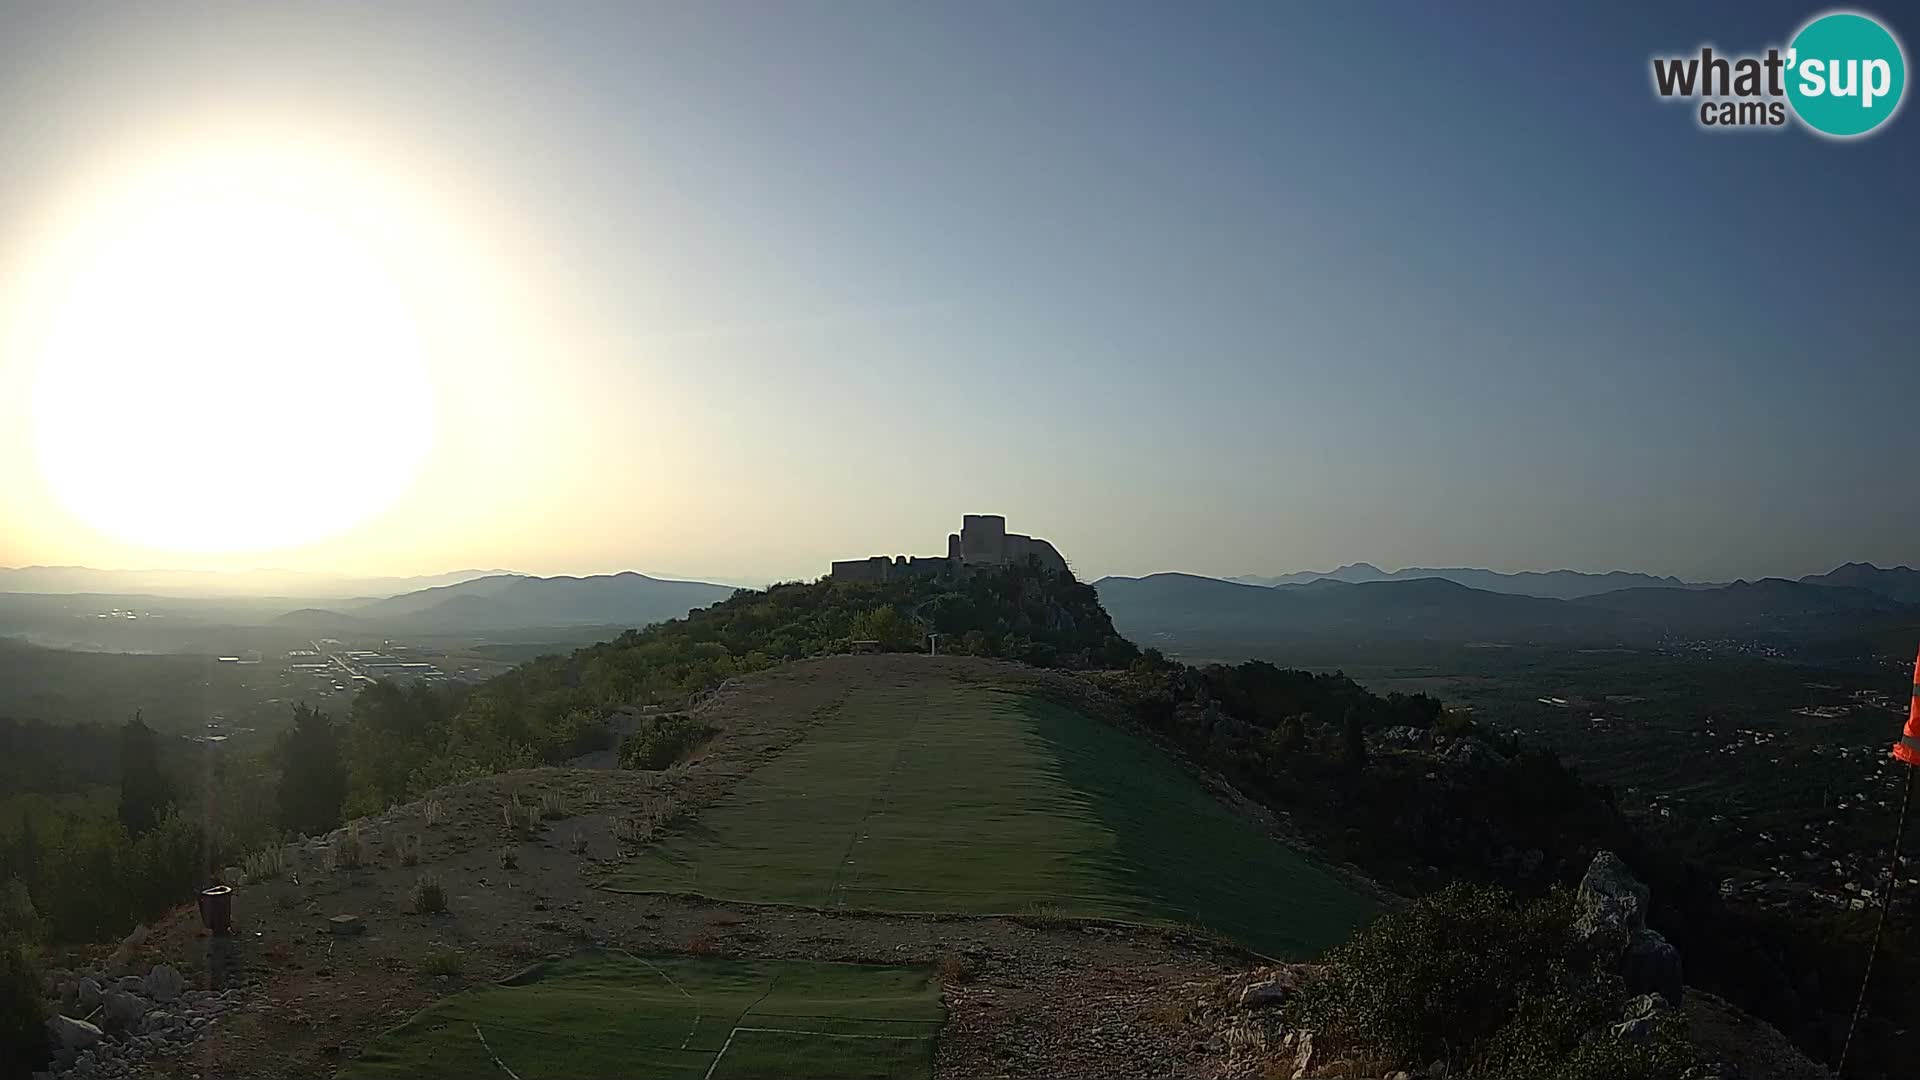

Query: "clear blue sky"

xmin=0 ymin=2 xmax=1913 ymax=583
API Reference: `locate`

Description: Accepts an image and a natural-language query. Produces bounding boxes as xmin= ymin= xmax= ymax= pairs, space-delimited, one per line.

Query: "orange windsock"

xmin=1896 ymin=644 xmax=1920 ymax=768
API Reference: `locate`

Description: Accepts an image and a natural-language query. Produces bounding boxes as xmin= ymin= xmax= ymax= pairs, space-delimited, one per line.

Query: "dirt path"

xmin=130 ymin=656 xmax=1266 ymax=1079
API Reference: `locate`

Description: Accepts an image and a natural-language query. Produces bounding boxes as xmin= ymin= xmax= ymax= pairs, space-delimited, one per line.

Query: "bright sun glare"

xmin=29 ymin=165 xmax=434 ymax=553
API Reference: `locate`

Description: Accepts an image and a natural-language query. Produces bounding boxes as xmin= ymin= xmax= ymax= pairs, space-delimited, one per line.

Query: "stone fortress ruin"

xmin=830 ymin=514 xmax=1068 ymax=584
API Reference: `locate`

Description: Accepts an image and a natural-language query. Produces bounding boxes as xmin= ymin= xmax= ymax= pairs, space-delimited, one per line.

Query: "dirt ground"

xmin=130 ymin=656 xmax=1261 ymax=1079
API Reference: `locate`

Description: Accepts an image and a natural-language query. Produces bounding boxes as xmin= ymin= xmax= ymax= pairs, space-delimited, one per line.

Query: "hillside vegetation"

xmin=334 ymin=564 xmax=1135 ymax=812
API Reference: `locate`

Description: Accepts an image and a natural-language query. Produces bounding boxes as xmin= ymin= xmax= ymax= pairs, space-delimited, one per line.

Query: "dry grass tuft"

xmin=243 ymin=846 xmax=289 ymax=882
xmin=328 ymin=823 xmax=364 ymax=871
xmin=411 ymin=873 xmax=448 ymax=915
xmin=934 ymin=954 xmax=978 ymax=985
xmin=422 ymin=946 xmax=464 ymax=978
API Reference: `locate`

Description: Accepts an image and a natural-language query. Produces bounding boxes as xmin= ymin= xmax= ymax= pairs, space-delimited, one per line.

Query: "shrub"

xmin=411 ymin=874 xmax=447 ymax=915
xmin=422 ymin=799 xmax=446 ymax=827
xmin=1285 ymin=883 xmax=1694 ymax=1079
xmin=242 ymin=846 xmax=289 ymax=883
xmin=329 ymin=823 xmax=364 ymax=871
xmin=0 ymin=940 xmax=48 ymax=1077
xmin=619 ymin=715 xmax=714 ymax=771
xmin=935 ymin=954 xmax=977 ymax=984
xmin=0 ymin=881 xmax=43 ymax=946
xmin=422 ymin=946 xmax=464 ymax=978
xmin=498 ymin=847 xmax=519 ymax=871
xmin=568 ymin=829 xmax=589 ymax=855
xmin=1435 ymin=706 xmax=1478 ymax=740
xmin=501 ymin=795 xmax=542 ymax=838
xmin=398 ymin=835 xmax=421 ymax=868
xmin=540 ymin=791 xmax=572 ymax=820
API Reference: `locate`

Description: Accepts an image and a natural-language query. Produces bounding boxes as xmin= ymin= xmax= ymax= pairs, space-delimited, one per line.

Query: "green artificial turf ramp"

xmin=341 ymin=951 xmax=943 ymax=1080
xmin=604 ymin=686 xmax=1375 ymax=956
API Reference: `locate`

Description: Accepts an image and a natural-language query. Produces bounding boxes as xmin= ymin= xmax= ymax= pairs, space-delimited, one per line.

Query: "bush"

xmin=329 ymin=823 xmax=364 ymax=871
xmin=0 ymin=881 xmax=42 ymax=946
xmin=1286 ymin=883 xmax=1694 ymax=1079
xmin=422 ymin=946 xmax=464 ymax=978
xmin=619 ymin=715 xmax=714 ymax=771
xmin=0 ymin=940 xmax=48 ymax=1078
xmin=411 ymin=874 xmax=447 ymax=915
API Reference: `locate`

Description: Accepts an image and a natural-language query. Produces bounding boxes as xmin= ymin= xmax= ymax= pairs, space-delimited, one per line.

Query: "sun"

xmin=28 ymin=177 xmax=434 ymax=553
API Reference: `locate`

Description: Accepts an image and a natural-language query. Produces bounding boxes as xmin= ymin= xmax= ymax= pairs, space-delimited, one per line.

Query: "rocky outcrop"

xmin=1576 ymin=851 xmax=1683 ymax=1005
xmin=42 ymin=962 xmax=247 ymax=1078
xmin=1443 ymin=736 xmax=1506 ymax=769
xmin=1377 ymin=725 xmax=1431 ymax=750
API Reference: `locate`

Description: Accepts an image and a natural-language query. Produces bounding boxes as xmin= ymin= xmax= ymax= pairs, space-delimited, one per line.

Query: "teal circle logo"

xmin=1787 ymin=11 xmax=1907 ymax=137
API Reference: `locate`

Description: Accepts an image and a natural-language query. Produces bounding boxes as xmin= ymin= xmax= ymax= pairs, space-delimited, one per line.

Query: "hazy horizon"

xmin=3 ymin=3 xmax=1915 ymax=585
xmin=0 ymin=552 xmax=1907 ymax=594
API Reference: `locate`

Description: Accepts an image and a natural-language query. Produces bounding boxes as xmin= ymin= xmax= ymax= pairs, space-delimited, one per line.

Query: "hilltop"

xmin=10 ymin=561 xmax=1850 ymax=1079
xmin=60 ymin=655 xmax=1820 ymax=1080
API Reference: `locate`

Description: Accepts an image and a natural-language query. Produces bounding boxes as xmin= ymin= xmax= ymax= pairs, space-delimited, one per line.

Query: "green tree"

xmin=276 ymin=704 xmax=347 ymax=837
xmin=1342 ymin=708 xmax=1369 ymax=771
xmin=117 ymin=711 xmax=171 ymax=836
xmin=0 ymin=939 xmax=48 ymax=1079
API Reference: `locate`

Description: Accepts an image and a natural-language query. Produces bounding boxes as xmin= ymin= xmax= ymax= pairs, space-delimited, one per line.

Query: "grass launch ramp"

xmin=605 ymin=686 xmax=1376 ymax=957
xmin=342 ymin=952 xmax=944 ymax=1080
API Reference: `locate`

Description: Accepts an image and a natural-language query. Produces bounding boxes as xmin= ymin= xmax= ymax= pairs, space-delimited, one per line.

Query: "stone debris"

xmin=39 ymin=962 xmax=246 ymax=1078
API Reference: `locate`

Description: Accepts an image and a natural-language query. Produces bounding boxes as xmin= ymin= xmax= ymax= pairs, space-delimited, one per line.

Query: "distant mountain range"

xmin=308 ymin=572 xmax=740 ymax=632
xmin=0 ymin=566 xmax=520 ymax=599
xmin=1225 ymin=562 xmax=1714 ymax=599
xmin=0 ymin=569 xmax=741 ymax=640
xmin=1097 ymin=563 xmax=1920 ymax=647
xmin=1798 ymin=562 xmax=1920 ymax=604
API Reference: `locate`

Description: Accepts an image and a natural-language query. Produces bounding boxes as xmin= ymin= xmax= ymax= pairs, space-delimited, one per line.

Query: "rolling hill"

xmin=1568 ymin=577 xmax=1910 ymax=628
xmin=1097 ymin=570 xmax=1920 ymax=648
xmin=1095 ymin=572 xmax=1607 ymax=644
xmin=342 ymin=571 xmax=739 ymax=631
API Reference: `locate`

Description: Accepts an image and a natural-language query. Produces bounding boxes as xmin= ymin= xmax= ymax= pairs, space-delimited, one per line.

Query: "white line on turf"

xmin=472 ymin=1024 xmax=524 ymax=1080
xmin=617 ymin=950 xmax=704 ymax=1048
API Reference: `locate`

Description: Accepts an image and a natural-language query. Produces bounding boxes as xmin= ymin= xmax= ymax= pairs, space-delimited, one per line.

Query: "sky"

xmin=0 ymin=2 xmax=1915 ymax=586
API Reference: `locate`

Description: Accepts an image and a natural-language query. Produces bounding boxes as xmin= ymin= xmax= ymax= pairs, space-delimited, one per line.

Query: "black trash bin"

xmin=198 ymin=885 xmax=233 ymax=935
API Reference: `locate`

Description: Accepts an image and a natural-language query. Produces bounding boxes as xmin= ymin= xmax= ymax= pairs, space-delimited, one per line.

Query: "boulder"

xmin=1623 ymin=929 xmax=1684 ymax=1006
xmin=1445 ymin=736 xmax=1506 ymax=769
xmin=1238 ymin=979 xmax=1290 ymax=1009
xmin=75 ymin=975 xmax=102 ymax=1010
xmin=1379 ymin=725 xmax=1430 ymax=750
xmin=144 ymin=963 xmax=186 ymax=1003
xmin=102 ymin=989 xmax=148 ymax=1031
xmin=46 ymin=1014 xmax=103 ymax=1054
xmin=328 ymin=913 xmax=365 ymax=936
xmin=1576 ymin=850 xmax=1650 ymax=935
xmin=1576 ymin=851 xmax=1683 ymax=1005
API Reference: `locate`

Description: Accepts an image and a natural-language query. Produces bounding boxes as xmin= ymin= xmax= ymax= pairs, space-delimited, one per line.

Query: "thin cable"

xmin=1838 ymin=765 xmax=1916 ymax=1077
